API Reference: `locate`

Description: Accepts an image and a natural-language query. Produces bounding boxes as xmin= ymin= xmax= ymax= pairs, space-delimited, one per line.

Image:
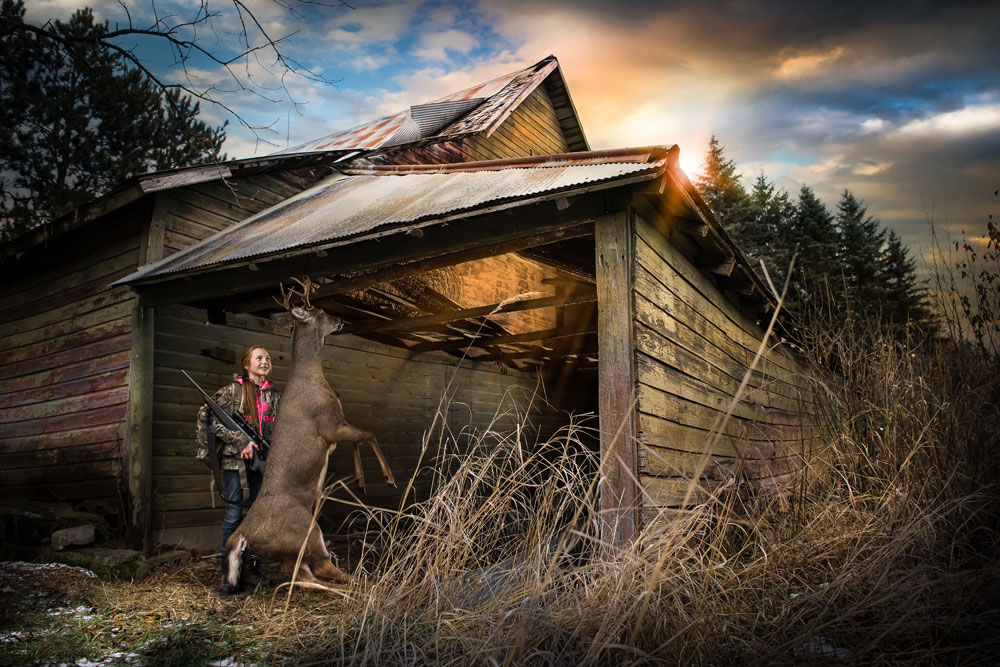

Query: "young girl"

xmin=200 ymin=345 xmax=281 ymax=553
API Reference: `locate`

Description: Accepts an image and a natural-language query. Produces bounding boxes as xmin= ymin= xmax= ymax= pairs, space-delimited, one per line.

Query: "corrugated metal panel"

xmin=118 ymin=153 xmax=666 ymax=285
xmin=273 ymin=59 xmax=551 ymax=155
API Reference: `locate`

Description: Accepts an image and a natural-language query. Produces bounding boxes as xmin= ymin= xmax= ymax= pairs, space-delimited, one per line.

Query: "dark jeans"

xmin=221 ymin=462 xmax=262 ymax=553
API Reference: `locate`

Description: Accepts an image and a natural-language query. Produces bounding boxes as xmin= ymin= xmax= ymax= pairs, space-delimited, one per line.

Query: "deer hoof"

xmin=218 ymin=583 xmax=238 ymax=596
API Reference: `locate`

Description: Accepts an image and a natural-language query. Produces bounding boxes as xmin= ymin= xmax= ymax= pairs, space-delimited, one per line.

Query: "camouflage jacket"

xmin=195 ymin=378 xmax=281 ymax=471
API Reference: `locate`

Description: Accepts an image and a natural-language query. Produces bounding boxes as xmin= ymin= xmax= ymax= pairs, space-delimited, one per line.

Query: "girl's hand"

xmin=240 ymin=442 xmax=257 ymax=459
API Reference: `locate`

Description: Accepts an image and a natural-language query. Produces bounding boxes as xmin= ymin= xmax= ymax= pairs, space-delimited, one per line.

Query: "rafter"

xmin=338 ymin=290 xmax=596 ymax=336
xmin=410 ymin=324 xmax=596 ymax=353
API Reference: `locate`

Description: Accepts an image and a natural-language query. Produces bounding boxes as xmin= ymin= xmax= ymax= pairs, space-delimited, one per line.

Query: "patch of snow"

xmin=208 ymin=658 xmax=240 ymax=666
xmin=0 ymin=630 xmax=25 ymax=644
xmin=796 ymin=636 xmax=852 ymax=660
xmin=1 ymin=560 xmax=97 ymax=578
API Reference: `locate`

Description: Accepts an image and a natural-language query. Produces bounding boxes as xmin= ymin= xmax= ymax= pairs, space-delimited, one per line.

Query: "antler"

xmin=291 ymin=276 xmax=317 ymax=310
xmin=273 ymin=276 xmax=317 ymax=310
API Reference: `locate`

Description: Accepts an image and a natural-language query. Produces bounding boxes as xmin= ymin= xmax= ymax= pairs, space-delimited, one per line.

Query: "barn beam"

xmin=123 ymin=298 xmax=154 ymax=553
xmin=595 ymin=208 xmax=639 ymax=547
xmin=338 ymin=290 xmax=597 ymax=336
xmin=409 ymin=324 xmax=595 ymax=353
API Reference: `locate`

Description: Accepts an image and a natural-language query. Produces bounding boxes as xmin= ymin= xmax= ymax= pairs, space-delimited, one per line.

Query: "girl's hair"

xmin=238 ymin=345 xmax=267 ymax=432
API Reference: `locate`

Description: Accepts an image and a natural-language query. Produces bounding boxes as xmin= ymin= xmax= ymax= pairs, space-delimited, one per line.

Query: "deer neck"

xmin=289 ymin=326 xmax=326 ymax=385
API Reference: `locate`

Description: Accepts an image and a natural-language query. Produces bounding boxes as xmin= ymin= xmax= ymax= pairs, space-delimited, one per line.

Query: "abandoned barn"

xmin=0 ymin=56 xmax=825 ymax=552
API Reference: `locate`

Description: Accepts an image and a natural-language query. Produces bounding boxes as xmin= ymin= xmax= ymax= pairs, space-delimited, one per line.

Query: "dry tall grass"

xmin=247 ymin=311 xmax=1000 ymax=665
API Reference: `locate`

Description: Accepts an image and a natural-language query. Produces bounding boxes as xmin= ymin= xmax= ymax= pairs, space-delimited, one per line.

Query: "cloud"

xmin=776 ymin=46 xmax=846 ymax=79
xmin=897 ymin=103 xmax=1000 ymax=137
xmin=412 ymin=29 xmax=480 ymax=62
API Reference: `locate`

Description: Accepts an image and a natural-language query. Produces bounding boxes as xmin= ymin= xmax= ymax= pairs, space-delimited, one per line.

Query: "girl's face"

xmin=244 ymin=348 xmax=271 ymax=381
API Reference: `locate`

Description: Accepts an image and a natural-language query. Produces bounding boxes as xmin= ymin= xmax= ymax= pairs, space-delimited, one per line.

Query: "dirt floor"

xmin=0 ymin=556 xmax=334 ymax=666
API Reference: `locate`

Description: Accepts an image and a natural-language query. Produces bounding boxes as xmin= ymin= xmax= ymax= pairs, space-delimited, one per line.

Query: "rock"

xmin=50 ymin=524 xmax=96 ymax=550
xmin=0 ymin=500 xmax=110 ymax=546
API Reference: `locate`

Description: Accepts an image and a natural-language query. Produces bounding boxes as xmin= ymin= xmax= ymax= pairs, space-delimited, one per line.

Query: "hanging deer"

xmin=221 ymin=277 xmax=395 ymax=594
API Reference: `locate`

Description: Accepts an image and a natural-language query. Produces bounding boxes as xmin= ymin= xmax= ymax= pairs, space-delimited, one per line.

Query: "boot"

xmin=242 ymin=554 xmax=271 ymax=589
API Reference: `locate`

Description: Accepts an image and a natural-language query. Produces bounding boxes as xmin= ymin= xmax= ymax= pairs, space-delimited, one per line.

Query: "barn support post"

xmin=595 ymin=208 xmax=639 ymax=546
xmin=124 ymin=297 xmax=154 ymax=552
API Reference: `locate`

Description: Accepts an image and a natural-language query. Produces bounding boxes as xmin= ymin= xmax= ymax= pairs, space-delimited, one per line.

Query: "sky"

xmin=25 ymin=0 xmax=1000 ymax=263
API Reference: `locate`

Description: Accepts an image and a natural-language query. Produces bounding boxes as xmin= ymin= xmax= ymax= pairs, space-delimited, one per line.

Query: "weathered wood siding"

xmin=631 ymin=213 xmax=824 ymax=517
xmin=151 ymin=304 xmax=590 ymax=548
xmin=375 ymin=85 xmax=571 ymax=165
xmin=159 ymin=172 xmax=316 ymax=258
xmin=0 ymin=212 xmax=142 ymax=515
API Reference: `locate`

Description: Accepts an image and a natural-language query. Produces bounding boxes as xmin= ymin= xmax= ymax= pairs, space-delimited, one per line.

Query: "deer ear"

xmin=270 ymin=311 xmax=293 ymax=326
xmin=290 ymin=306 xmax=313 ymax=323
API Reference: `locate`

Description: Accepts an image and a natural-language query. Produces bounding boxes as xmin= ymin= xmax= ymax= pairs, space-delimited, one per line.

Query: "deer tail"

xmin=225 ymin=535 xmax=248 ymax=589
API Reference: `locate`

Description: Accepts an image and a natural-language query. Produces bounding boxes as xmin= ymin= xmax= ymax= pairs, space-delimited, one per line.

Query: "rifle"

xmin=182 ymin=370 xmax=270 ymax=474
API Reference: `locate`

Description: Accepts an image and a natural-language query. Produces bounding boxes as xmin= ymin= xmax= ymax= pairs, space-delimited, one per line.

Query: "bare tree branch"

xmin=1 ymin=0 xmax=351 ymax=144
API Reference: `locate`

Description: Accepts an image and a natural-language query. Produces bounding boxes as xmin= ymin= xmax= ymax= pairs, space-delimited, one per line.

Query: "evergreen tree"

xmin=745 ymin=173 xmax=795 ymax=283
xmin=784 ymin=186 xmax=840 ymax=308
xmin=881 ymin=229 xmax=934 ymax=334
xmin=0 ymin=1 xmax=226 ymax=240
xmin=695 ymin=135 xmax=753 ymax=241
xmin=835 ymin=190 xmax=886 ymax=313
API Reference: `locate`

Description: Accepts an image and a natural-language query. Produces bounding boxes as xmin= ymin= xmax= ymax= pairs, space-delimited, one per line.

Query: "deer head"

xmin=271 ymin=277 xmax=344 ymax=337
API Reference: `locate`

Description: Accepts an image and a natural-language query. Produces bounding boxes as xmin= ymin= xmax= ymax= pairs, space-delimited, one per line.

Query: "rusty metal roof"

xmin=273 ymin=57 xmax=558 ymax=155
xmin=117 ymin=147 xmax=671 ymax=286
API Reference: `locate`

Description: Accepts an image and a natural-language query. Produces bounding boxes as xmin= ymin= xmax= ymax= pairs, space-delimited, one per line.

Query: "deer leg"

xmin=283 ymin=560 xmax=321 ymax=584
xmin=332 ymin=423 xmax=396 ymax=488
xmin=352 ymin=443 xmax=367 ymax=493
xmin=364 ymin=435 xmax=396 ymax=487
xmin=312 ymin=558 xmax=351 ymax=583
xmin=304 ymin=522 xmax=351 ymax=583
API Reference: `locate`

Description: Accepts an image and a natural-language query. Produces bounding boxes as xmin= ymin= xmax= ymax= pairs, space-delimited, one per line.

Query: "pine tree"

xmin=695 ymin=135 xmax=753 ymax=242
xmin=744 ymin=173 xmax=795 ymax=283
xmin=836 ymin=190 xmax=886 ymax=313
xmin=881 ymin=229 xmax=934 ymax=334
xmin=0 ymin=1 xmax=226 ymax=240
xmin=783 ymin=186 xmax=840 ymax=308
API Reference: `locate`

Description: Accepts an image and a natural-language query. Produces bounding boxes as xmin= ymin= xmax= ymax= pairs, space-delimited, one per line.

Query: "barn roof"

xmin=116 ymin=147 xmax=669 ymax=286
xmin=2 ymin=56 xmax=587 ymax=259
xmin=274 ymin=56 xmax=575 ymax=154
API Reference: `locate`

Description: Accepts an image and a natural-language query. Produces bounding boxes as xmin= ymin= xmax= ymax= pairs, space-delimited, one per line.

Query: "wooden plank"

xmin=140 ymin=193 xmax=169 ymax=266
xmin=634 ymin=322 xmax=817 ymax=413
xmin=124 ymin=302 xmax=154 ymax=551
xmin=0 ymin=403 xmax=126 ymax=438
xmin=638 ymin=411 xmax=819 ymax=458
xmin=1 ymin=441 xmax=120 ymax=470
xmin=637 ymin=358 xmax=814 ymax=428
xmin=595 ymin=209 xmax=638 ymax=545
xmin=0 ymin=424 xmax=122 ymax=455
xmin=0 ymin=298 xmax=134 ymax=349
xmin=0 ymin=368 xmax=129 ymax=409
xmin=338 ymin=291 xmax=596 ymax=336
xmin=0 ymin=235 xmax=139 ymax=306
xmin=0 ymin=250 xmax=138 ymax=323
xmin=640 ymin=441 xmax=811 ymax=478
xmin=634 ymin=231 xmax=810 ymax=386
xmin=0 ymin=386 xmax=129 ymax=424
xmin=634 ymin=216 xmax=798 ymax=370
xmin=0 ymin=478 xmax=119 ymax=502
xmin=1 ymin=330 xmax=132 ymax=377
xmin=409 ymin=324 xmax=595 ymax=353
xmin=0 ymin=350 xmax=130 ymax=395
